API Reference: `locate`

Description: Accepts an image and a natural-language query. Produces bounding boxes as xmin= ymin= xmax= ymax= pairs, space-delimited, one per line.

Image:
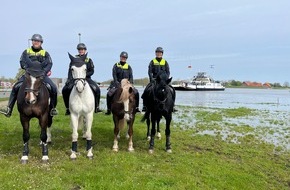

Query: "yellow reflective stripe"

xmin=26 ymin=48 xmax=46 ymax=57
xmin=153 ymin=58 xmax=166 ymax=66
xmin=116 ymin=62 xmax=129 ymax=69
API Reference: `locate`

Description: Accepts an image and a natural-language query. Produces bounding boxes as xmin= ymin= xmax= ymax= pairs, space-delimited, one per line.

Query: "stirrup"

xmin=0 ymin=107 xmax=12 ymax=117
xmin=142 ymin=106 xmax=147 ymax=112
xmin=105 ymin=110 xmax=111 ymax=115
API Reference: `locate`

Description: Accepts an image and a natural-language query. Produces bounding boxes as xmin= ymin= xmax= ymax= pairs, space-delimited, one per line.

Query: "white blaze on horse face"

xmin=124 ymin=99 xmax=130 ymax=121
xmin=29 ymin=75 xmax=37 ymax=104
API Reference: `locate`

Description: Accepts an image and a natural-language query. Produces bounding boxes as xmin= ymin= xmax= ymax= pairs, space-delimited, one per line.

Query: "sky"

xmin=0 ymin=0 xmax=289 ymax=84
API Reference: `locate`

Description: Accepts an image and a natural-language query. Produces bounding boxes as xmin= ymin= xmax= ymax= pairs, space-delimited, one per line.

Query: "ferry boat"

xmin=172 ymin=72 xmax=225 ymax=91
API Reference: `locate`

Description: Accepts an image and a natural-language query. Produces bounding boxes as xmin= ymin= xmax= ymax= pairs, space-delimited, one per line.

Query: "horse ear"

xmin=68 ymin=52 xmax=74 ymax=61
xmin=167 ymin=77 xmax=172 ymax=84
xmin=82 ymin=53 xmax=88 ymax=61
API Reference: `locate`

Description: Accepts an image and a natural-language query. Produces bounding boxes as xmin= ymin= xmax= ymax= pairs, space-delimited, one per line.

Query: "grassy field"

xmin=0 ymin=98 xmax=289 ymax=190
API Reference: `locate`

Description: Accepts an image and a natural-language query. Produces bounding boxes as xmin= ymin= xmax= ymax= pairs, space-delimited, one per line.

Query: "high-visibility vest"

xmin=116 ymin=62 xmax=129 ymax=69
xmin=152 ymin=58 xmax=166 ymax=66
xmin=26 ymin=48 xmax=46 ymax=57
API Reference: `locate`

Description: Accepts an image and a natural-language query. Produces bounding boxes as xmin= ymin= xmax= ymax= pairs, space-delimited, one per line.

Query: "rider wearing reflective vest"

xmin=1 ymin=34 xmax=58 ymax=117
xmin=141 ymin=47 xmax=177 ymax=112
xmin=62 ymin=43 xmax=102 ymax=115
xmin=105 ymin=51 xmax=140 ymax=115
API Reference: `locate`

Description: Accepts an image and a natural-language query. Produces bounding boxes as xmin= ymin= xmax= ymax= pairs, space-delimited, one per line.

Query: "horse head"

xmin=154 ymin=71 xmax=172 ymax=109
xmin=68 ymin=53 xmax=87 ymax=93
xmin=23 ymin=54 xmax=45 ymax=104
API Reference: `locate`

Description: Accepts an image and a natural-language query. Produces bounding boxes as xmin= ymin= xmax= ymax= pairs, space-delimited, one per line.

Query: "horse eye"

xmin=71 ymin=68 xmax=74 ymax=71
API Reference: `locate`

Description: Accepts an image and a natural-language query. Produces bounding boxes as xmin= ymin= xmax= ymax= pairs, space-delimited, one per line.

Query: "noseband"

xmin=74 ymin=78 xmax=86 ymax=86
xmin=25 ymin=88 xmax=40 ymax=96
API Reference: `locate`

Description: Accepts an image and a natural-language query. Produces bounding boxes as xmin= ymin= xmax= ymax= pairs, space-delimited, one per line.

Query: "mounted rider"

xmin=62 ymin=43 xmax=102 ymax=115
xmin=141 ymin=47 xmax=177 ymax=112
xmin=105 ymin=51 xmax=140 ymax=115
xmin=0 ymin=34 xmax=58 ymax=117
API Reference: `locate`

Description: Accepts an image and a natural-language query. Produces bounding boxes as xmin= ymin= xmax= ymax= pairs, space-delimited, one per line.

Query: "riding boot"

xmin=170 ymin=86 xmax=178 ymax=112
xmin=50 ymin=91 xmax=58 ymax=116
xmin=94 ymin=90 xmax=102 ymax=113
xmin=134 ymin=89 xmax=141 ymax=113
xmin=62 ymin=83 xmax=73 ymax=115
xmin=105 ymin=94 xmax=111 ymax=115
xmin=2 ymin=89 xmax=17 ymax=117
xmin=0 ymin=83 xmax=20 ymax=117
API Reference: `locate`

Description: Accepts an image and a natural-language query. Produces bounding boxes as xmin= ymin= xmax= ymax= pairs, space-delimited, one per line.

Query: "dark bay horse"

xmin=111 ymin=79 xmax=136 ymax=152
xmin=17 ymin=57 xmax=52 ymax=163
xmin=142 ymin=71 xmax=174 ymax=153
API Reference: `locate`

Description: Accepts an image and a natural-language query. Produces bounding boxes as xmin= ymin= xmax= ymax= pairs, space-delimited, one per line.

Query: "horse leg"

xmin=85 ymin=113 xmax=94 ymax=159
xmin=165 ymin=115 xmax=172 ymax=153
xmin=70 ymin=114 xmax=79 ymax=160
xmin=112 ymin=116 xmax=119 ymax=152
xmin=46 ymin=115 xmax=53 ymax=144
xmin=146 ymin=116 xmax=151 ymax=141
xmin=127 ymin=120 xmax=134 ymax=152
xmin=81 ymin=116 xmax=87 ymax=139
xmin=20 ymin=116 xmax=30 ymax=164
xmin=157 ymin=117 xmax=161 ymax=140
xmin=149 ymin=115 xmax=156 ymax=154
xmin=39 ymin=114 xmax=49 ymax=162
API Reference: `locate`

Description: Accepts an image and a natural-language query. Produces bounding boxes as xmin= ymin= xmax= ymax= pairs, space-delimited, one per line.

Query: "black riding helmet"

xmin=120 ymin=51 xmax=128 ymax=58
xmin=155 ymin=47 xmax=164 ymax=53
xmin=77 ymin=43 xmax=87 ymax=50
xmin=31 ymin=34 xmax=43 ymax=42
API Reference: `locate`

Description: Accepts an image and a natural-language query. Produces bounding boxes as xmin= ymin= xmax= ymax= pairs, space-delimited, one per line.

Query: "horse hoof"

xmin=42 ymin=159 xmax=49 ymax=164
xmin=166 ymin=149 xmax=172 ymax=153
xmin=128 ymin=148 xmax=135 ymax=152
xmin=157 ymin=133 xmax=161 ymax=139
xmin=21 ymin=160 xmax=28 ymax=164
xmin=112 ymin=148 xmax=119 ymax=152
xmin=148 ymin=149 xmax=154 ymax=154
xmin=87 ymin=155 xmax=93 ymax=160
xmin=70 ymin=157 xmax=77 ymax=161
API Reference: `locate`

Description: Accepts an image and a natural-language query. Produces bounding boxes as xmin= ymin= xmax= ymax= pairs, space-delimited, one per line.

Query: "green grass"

xmin=0 ymin=99 xmax=289 ymax=190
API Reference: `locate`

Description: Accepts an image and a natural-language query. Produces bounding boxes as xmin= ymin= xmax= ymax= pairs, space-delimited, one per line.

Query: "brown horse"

xmin=111 ymin=79 xmax=136 ymax=152
xmin=17 ymin=57 xmax=52 ymax=163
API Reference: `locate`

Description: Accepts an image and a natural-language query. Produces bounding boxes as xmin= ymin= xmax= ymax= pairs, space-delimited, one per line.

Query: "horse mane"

xmin=118 ymin=79 xmax=134 ymax=102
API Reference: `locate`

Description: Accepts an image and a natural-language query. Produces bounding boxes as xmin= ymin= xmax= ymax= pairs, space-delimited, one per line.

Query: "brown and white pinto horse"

xmin=17 ymin=57 xmax=52 ymax=163
xmin=111 ymin=79 xmax=136 ymax=152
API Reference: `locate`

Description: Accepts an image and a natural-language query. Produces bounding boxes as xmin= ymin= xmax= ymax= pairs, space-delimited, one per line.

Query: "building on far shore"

xmin=242 ymin=81 xmax=271 ymax=88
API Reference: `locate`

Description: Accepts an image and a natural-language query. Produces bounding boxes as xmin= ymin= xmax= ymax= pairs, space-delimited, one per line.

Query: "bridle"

xmin=73 ymin=78 xmax=87 ymax=93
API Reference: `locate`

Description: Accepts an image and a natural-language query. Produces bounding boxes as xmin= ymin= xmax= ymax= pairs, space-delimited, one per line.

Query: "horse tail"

xmin=141 ymin=111 xmax=150 ymax=123
xmin=118 ymin=118 xmax=125 ymax=131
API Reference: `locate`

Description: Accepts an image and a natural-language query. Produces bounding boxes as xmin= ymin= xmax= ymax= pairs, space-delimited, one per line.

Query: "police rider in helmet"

xmin=105 ymin=51 xmax=140 ymax=115
xmin=0 ymin=34 xmax=58 ymax=117
xmin=141 ymin=47 xmax=177 ymax=112
xmin=62 ymin=43 xmax=102 ymax=115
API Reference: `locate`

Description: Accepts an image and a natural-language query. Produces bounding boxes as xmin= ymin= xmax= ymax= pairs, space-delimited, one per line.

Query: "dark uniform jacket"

xmin=148 ymin=57 xmax=170 ymax=81
xmin=20 ymin=46 xmax=52 ymax=75
xmin=112 ymin=62 xmax=133 ymax=84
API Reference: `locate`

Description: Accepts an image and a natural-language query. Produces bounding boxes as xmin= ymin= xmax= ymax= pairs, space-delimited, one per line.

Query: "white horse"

xmin=68 ymin=53 xmax=95 ymax=159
